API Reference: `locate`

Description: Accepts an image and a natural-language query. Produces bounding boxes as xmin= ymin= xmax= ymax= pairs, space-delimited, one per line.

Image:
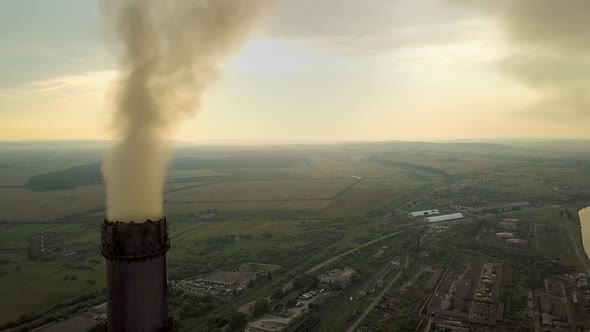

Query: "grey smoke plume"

xmin=102 ymin=0 xmax=269 ymax=222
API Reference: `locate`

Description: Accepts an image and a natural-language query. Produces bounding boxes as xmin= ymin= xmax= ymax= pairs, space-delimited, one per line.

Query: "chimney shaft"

xmin=100 ymin=218 xmax=171 ymax=331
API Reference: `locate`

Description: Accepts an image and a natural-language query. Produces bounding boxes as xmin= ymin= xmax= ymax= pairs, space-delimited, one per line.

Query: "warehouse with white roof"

xmin=408 ymin=209 xmax=440 ymax=218
xmin=425 ymin=213 xmax=464 ymax=223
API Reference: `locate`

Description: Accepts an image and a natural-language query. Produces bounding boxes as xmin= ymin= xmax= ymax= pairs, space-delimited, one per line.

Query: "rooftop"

xmin=200 ymin=270 xmax=256 ymax=284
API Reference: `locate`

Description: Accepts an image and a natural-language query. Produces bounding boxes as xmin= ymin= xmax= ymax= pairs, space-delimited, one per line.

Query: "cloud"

xmin=450 ymin=0 xmax=590 ymax=118
xmin=269 ymin=0 xmax=479 ymax=56
xmin=33 ymin=71 xmax=115 ymax=94
xmin=501 ymin=0 xmax=590 ymax=52
xmin=0 ymin=70 xmax=116 ymax=98
xmin=500 ymin=1 xmax=590 ymax=117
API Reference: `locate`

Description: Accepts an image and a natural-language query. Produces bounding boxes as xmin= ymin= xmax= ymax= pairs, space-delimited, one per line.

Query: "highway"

xmin=306 ymin=230 xmax=404 ymax=274
xmin=280 ymin=228 xmax=406 ymax=292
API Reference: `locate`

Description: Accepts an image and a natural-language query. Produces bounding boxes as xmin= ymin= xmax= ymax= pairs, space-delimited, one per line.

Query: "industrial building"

xmin=498 ymin=221 xmax=518 ymax=230
xmin=451 ymin=205 xmax=479 ymax=213
xmin=506 ymin=201 xmax=530 ymax=209
xmin=506 ymin=238 xmax=528 ymax=247
xmin=33 ymin=315 xmax=101 ymax=332
xmin=319 ymin=267 xmax=356 ymax=288
xmin=425 ymin=213 xmax=464 ymax=223
xmin=427 ymin=270 xmax=472 ymax=321
xmin=245 ymin=317 xmax=291 ymax=332
xmin=434 ymin=226 xmax=450 ymax=234
xmin=408 ymin=209 xmax=440 ymax=218
xmin=540 ymin=294 xmax=552 ymax=314
xmin=424 ymin=268 xmax=444 ymax=291
xmin=100 ymin=218 xmax=172 ymax=332
xmin=197 ymin=270 xmax=257 ymax=289
xmin=428 ymin=264 xmax=504 ymax=330
xmin=496 ymin=232 xmax=515 ymax=239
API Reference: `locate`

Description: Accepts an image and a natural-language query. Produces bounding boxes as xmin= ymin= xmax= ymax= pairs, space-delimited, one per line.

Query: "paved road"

xmin=280 ymin=229 xmax=405 ymax=292
xmin=306 ymin=230 xmax=404 ymax=274
xmin=346 ymin=271 xmax=403 ymax=332
xmin=391 ymin=184 xmax=435 ymax=216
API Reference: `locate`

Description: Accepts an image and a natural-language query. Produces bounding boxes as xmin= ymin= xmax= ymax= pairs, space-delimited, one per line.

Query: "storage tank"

xmin=495 ymin=232 xmax=515 ymax=239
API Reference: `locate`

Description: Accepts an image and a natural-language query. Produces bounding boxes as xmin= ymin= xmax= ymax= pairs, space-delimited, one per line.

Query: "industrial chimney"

xmin=100 ymin=218 xmax=172 ymax=331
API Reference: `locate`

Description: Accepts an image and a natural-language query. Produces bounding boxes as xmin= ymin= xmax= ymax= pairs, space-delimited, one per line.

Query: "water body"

xmin=578 ymin=207 xmax=590 ymax=259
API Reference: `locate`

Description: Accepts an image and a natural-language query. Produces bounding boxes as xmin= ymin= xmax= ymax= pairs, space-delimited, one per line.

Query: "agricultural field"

xmin=3 ymin=140 xmax=590 ymax=328
xmin=166 ymin=169 xmax=227 ymax=181
xmin=0 ymin=219 xmax=300 ymax=324
xmin=0 ymin=186 xmax=105 ymax=221
xmin=0 ymin=145 xmax=435 ymax=223
xmin=0 ymin=223 xmax=104 ymax=324
xmin=165 ymin=200 xmax=330 ymax=219
xmin=470 ymin=207 xmax=577 ymax=268
xmin=0 ymin=156 xmax=101 ymax=187
xmin=165 ymin=178 xmax=357 ymax=202
xmin=504 ymin=207 xmax=564 ymax=227
xmin=506 ymin=208 xmax=576 ymax=266
xmin=0 ymin=215 xmax=395 ymax=325
xmin=320 ymin=177 xmax=427 ymax=217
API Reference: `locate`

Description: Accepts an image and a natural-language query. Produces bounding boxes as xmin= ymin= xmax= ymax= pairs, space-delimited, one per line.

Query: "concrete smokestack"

xmin=100 ymin=218 xmax=171 ymax=331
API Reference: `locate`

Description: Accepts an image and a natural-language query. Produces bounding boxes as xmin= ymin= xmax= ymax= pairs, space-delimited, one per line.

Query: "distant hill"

xmin=24 ymin=154 xmax=305 ymax=191
xmin=20 ymin=139 xmax=590 ymax=191
xmin=26 ymin=163 xmax=103 ymax=191
xmin=0 ymin=140 xmax=112 ymax=151
xmin=172 ymin=155 xmax=304 ymax=170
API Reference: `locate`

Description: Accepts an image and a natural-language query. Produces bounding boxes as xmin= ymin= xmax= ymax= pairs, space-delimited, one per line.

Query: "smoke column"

xmin=102 ymin=0 xmax=269 ymax=222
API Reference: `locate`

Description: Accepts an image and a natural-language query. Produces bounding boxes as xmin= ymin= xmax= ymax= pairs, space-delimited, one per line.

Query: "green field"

xmin=0 ymin=186 xmax=105 ymax=221
xmin=504 ymin=207 xmax=564 ymax=226
xmin=2 ymin=140 xmax=590 ymax=328
xmin=0 ymin=223 xmax=104 ymax=323
xmin=165 ymin=178 xmax=356 ymax=202
xmin=320 ymin=177 xmax=427 ymax=217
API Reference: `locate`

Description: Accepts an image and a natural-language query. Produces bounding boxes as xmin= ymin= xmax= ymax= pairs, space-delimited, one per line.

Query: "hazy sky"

xmin=1 ymin=0 xmax=589 ymax=142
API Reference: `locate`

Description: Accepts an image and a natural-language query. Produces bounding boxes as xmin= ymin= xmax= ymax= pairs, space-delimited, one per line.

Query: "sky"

xmin=1 ymin=0 xmax=589 ymax=142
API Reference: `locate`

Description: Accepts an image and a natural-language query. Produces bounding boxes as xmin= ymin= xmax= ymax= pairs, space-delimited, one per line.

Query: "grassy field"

xmin=320 ymin=177 xmax=427 ymax=217
xmin=476 ymin=208 xmax=577 ymax=266
xmin=0 ymin=260 xmax=105 ymax=323
xmin=0 ymin=158 xmax=100 ymax=186
xmin=166 ymin=169 xmax=227 ymax=181
xmin=3 ymin=140 xmax=590 ymax=328
xmin=166 ymin=200 xmax=330 ymax=218
xmin=501 ymin=208 xmax=577 ymax=265
xmin=0 ymin=223 xmax=104 ymax=324
xmin=168 ymin=219 xmax=309 ymax=244
xmin=0 ymin=218 xmax=353 ymax=324
xmin=0 ymin=186 xmax=105 ymax=221
xmin=504 ymin=207 xmax=564 ymax=226
xmin=0 ymin=156 xmax=421 ymax=222
xmin=165 ymin=178 xmax=357 ymax=202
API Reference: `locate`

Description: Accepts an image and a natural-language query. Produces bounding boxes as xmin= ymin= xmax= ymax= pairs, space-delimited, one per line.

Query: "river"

xmin=578 ymin=207 xmax=590 ymax=259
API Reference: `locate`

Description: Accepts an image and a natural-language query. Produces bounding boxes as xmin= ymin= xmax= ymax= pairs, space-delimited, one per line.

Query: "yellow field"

xmin=320 ymin=177 xmax=426 ymax=217
xmin=166 ymin=169 xmax=227 ymax=181
xmin=165 ymin=179 xmax=356 ymax=202
xmin=0 ymin=186 xmax=105 ymax=221
xmin=165 ymin=199 xmax=331 ymax=214
xmin=0 ymin=160 xmax=96 ymax=186
xmin=304 ymin=160 xmax=409 ymax=178
xmin=164 ymin=182 xmax=210 ymax=192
